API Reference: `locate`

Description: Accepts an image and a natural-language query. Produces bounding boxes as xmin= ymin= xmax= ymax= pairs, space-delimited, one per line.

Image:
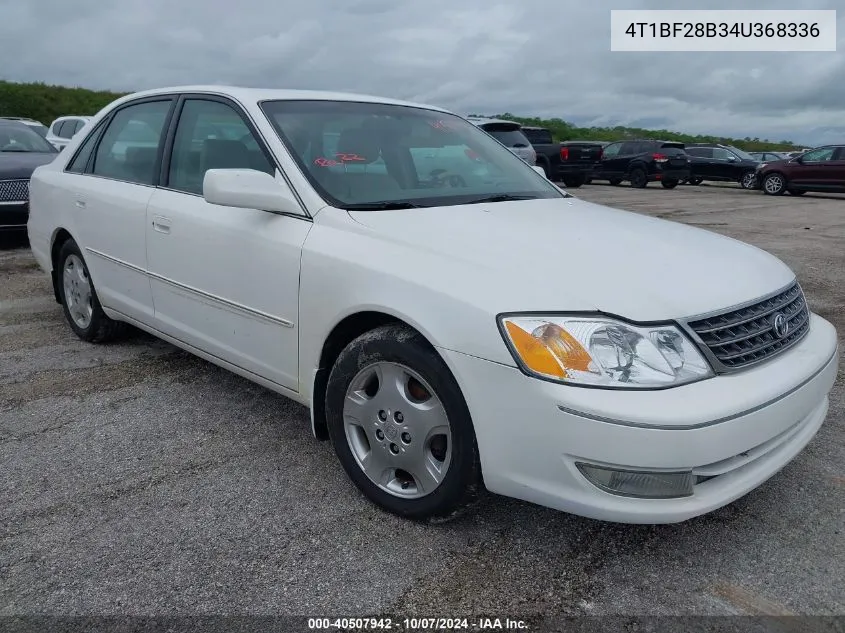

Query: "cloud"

xmin=0 ymin=0 xmax=842 ymax=145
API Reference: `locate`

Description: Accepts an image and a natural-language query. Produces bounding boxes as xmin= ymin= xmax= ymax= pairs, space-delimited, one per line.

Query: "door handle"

xmin=152 ymin=215 xmax=172 ymax=234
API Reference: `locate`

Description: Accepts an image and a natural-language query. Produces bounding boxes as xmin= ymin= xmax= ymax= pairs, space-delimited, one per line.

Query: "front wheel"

xmin=762 ymin=172 xmax=787 ymax=196
xmin=57 ymin=239 xmax=127 ymax=343
xmin=661 ymin=179 xmax=678 ymax=189
xmin=740 ymin=171 xmax=757 ymax=189
xmin=325 ymin=323 xmax=481 ymax=521
xmin=562 ymin=175 xmax=585 ymax=188
xmin=688 ymin=177 xmax=703 ymax=186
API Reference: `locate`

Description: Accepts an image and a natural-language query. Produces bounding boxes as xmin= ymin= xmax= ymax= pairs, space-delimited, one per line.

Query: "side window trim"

xmin=86 ymin=96 xmax=178 ymax=186
xmin=63 ymin=117 xmax=111 ymax=174
xmin=159 ymin=93 xmax=278 ymax=190
xmin=158 ymin=93 xmax=309 ymax=218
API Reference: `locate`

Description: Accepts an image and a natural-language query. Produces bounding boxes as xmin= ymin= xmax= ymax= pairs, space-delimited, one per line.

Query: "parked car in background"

xmin=684 ymin=143 xmax=759 ymax=189
xmin=0 ymin=120 xmax=59 ymax=232
xmin=757 ymin=145 xmax=845 ymax=196
xmin=0 ymin=117 xmax=49 ymax=138
xmin=750 ymin=151 xmax=789 ymax=162
xmin=467 ymin=117 xmax=536 ymax=165
xmin=591 ymin=139 xmax=690 ymax=188
xmin=27 ymin=85 xmax=838 ymax=525
xmin=47 ymin=116 xmax=92 ymax=151
xmin=521 ymin=126 xmax=602 ymax=188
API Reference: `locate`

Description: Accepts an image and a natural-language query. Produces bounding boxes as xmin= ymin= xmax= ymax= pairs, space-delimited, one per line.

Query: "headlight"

xmin=499 ymin=315 xmax=713 ymax=389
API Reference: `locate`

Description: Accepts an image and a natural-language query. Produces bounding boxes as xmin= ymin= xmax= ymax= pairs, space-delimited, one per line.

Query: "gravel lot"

xmin=1 ymin=183 xmax=843 ymax=622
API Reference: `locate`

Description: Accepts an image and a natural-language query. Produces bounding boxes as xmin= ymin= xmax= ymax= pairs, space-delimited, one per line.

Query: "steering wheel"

xmin=429 ymin=169 xmax=467 ymax=188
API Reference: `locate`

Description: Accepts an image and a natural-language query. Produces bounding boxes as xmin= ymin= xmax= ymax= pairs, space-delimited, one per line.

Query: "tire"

xmin=325 ymin=323 xmax=481 ymax=521
xmin=56 ymin=239 xmax=127 ymax=343
xmin=629 ymin=167 xmax=648 ymax=188
xmin=688 ymin=177 xmax=703 ymax=186
xmin=740 ymin=171 xmax=757 ymax=189
xmin=661 ymin=179 xmax=678 ymax=189
xmin=608 ymin=178 xmax=623 ymax=186
xmin=789 ymin=189 xmax=807 ymax=196
xmin=562 ymin=175 xmax=585 ymax=188
xmin=762 ymin=172 xmax=787 ymax=196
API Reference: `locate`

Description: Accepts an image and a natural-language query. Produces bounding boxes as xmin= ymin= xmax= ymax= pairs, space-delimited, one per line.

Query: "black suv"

xmin=684 ymin=143 xmax=760 ymax=189
xmin=591 ymin=139 xmax=690 ymax=188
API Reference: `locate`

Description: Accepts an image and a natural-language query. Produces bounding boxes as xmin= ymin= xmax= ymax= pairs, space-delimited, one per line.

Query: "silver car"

xmin=466 ymin=117 xmax=536 ymax=165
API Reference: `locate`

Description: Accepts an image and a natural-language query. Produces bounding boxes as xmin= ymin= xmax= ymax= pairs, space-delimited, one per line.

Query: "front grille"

xmin=0 ymin=179 xmax=29 ymax=203
xmin=686 ymin=281 xmax=810 ymax=371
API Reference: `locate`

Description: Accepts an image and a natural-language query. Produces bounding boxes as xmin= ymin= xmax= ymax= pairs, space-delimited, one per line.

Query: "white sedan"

xmin=27 ymin=86 xmax=838 ymax=524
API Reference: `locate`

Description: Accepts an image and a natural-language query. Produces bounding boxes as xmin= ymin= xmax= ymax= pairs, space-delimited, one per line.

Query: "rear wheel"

xmin=608 ymin=178 xmax=623 ymax=186
xmin=562 ymin=175 xmax=585 ymax=188
xmin=57 ymin=239 xmax=127 ymax=343
xmin=763 ymin=172 xmax=787 ymax=196
xmin=740 ymin=171 xmax=757 ymax=189
xmin=688 ymin=177 xmax=703 ymax=186
xmin=325 ymin=323 xmax=481 ymax=521
xmin=629 ymin=168 xmax=648 ymax=188
xmin=661 ymin=179 xmax=678 ymax=189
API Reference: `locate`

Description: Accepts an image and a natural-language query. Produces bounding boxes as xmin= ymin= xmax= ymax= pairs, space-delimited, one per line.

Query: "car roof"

xmin=0 ymin=119 xmax=31 ymax=129
xmin=466 ymin=116 xmax=520 ymax=126
xmin=108 ymin=85 xmax=450 ymax=114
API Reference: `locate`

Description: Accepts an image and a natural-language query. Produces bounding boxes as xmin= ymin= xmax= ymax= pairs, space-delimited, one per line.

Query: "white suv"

xmin=46 ymin=116 xmax=92 ymax=151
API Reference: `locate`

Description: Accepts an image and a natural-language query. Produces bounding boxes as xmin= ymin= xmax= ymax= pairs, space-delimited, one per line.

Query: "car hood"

xmin=345 ymin=197 xmax=794 ymax=321
xmin=0 ymin=152 xmax=58 ymax=178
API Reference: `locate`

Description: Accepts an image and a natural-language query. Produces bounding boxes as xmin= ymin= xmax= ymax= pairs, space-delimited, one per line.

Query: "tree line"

xmin=480 ymin=112 xmax=801 ymax=152
xmin=0 ymin=80 xmax=800 ymax=151
xmin=0 ymin=80 xmax=127 ymax=126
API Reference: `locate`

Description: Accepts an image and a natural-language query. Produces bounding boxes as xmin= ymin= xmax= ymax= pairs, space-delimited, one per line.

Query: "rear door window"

xmin=687 ymin=147 xmax=712 ymax=158
xmin=620 ymin=142 xmax=641 ymax=154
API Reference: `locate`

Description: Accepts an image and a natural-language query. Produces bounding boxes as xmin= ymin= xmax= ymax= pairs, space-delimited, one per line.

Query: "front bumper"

xmin=439 ymin=313 xmax=838 ymax=524
xmin=0 ymin=201 xmax=28 ymax=231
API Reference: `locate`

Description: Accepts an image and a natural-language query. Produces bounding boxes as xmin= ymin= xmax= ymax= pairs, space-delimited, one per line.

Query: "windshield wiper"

xmin=343 ymin=201 xmax=426 ymax=210
xmin=461 ymin=194 xmax=540 ymax=205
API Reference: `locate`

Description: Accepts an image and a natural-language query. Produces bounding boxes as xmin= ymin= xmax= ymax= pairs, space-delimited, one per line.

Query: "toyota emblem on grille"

xmin=772 ymin=312 xmax=789 ymax=339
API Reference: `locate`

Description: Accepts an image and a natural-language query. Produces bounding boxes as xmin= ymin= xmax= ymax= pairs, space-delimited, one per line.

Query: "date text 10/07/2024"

xmin=307 ymin=617 xmax=529 ymax=630
xmin=624 ymin=21 xmax=820 ymax=38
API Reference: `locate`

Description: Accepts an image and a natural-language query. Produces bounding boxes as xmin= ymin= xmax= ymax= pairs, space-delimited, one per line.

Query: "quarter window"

xmin=66 ymin=120 xmax=107 ymax=173
xmin=167 ymin=99 xmax=274 ymax=195
xmin=91 ymin=100 xmax=172 ymax=185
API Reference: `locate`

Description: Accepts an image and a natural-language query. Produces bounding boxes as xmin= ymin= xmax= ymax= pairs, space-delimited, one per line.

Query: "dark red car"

xmin=757 ymin=145 xmax=845 ymax=196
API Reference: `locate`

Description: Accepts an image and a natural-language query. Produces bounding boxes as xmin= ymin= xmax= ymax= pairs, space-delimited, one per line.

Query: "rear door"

xmin=686 ymin=147 xmax=716 ymax=178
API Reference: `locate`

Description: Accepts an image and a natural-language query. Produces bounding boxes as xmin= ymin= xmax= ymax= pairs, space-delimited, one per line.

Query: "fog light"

xmin=576 ymin=463 xmax=694 ymax=499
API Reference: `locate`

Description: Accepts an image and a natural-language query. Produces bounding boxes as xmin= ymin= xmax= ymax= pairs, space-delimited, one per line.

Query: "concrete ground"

xmin=0 ymin=183 xmax=843 ymax=622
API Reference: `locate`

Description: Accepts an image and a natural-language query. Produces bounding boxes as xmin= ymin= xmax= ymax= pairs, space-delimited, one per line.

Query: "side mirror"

xmin=532 ymin=165 xmax=548 ymax=178
xmin=203 ymin=169 xmax=299 ymax=214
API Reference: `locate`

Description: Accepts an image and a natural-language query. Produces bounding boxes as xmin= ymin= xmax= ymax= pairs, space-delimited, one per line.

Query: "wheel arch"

xmin=310 ymin=310 xmax=438 ymax=441
xmin=49 ymin=227 xmax=75 ymax=304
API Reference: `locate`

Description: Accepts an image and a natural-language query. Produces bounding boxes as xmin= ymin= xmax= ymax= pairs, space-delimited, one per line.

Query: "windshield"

xmin=260 ymin=100 xmax=565 ymax=210
xmin=726 ymin=145 xmax=755 ymax=161
xmin=0 ymin=125 xmax=57 ymax=153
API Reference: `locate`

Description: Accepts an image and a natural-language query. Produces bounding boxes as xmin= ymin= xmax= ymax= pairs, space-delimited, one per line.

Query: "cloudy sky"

xmin=1 ymin=0 xmax=842 ymax=145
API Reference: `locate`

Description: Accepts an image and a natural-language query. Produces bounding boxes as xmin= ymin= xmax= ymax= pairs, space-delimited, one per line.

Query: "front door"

xmin=789 ymin=147 xmax=839 ymax=189
xmin=145 ymin=96 xmax=312 ymax=391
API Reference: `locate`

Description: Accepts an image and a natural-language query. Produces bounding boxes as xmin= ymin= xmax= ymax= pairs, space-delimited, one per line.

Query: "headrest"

xmin=335 ymin=128 xmax=380 ymax=164
xmin=124 ymin=146 xmax=157 ymax=165
xmin=203 ymin=139 xmax=251 ymax=170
